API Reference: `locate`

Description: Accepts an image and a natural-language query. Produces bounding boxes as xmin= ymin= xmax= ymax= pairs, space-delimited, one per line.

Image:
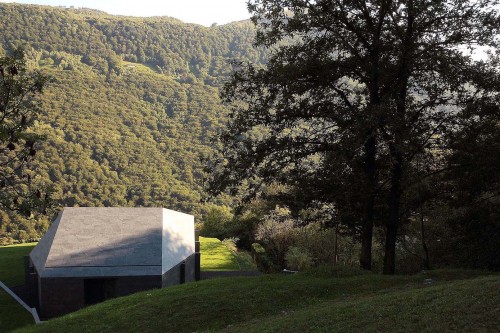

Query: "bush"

xmin=0 ymin=236 xmax=15 ymax=246
xmin=200 ymin=205 xmax=234 ymax=240
xmin=255 ymin=207 xmax=298 ymax=267
xmin=285 ymin=246 xmax=313 ymax=271
xmin=292 ymin=224 xmax=361 ymax=267
xmin=251 ymin=243 xmax=278 ymax=273
xmin=222 ymin=237 xmax=239 ymax=253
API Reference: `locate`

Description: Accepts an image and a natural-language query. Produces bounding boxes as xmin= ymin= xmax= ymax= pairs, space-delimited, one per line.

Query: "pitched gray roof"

xmin=30 ymin=207 xmax=194 ymax=278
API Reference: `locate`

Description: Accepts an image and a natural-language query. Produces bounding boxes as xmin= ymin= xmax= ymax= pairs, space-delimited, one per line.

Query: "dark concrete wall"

xmin=39 ymin=277 xmax=84 ymax=319
xmin=184 ymin=254 xmax=197 ymax=283
xmin=161 ymin=253 xmax=198 ymax=287
xmin=36 ymin=252 xmax=199 ymax=318
xmin=162 ymin=262 xmax=182 ymax=287
xmin=23 ymin=257 xmax=39 ymax=308
xmin=114 ymin=275 xmax=161 ymax=296
xmin=38 ymin=275 xmax=162 ymax=319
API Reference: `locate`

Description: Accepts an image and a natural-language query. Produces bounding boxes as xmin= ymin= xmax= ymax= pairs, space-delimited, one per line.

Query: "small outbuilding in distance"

xmin=25 ymin=207 xmax=200 ymax=319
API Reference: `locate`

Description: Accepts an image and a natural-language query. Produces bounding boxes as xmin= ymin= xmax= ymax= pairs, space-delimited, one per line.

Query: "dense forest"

xmin=0 ymin=3 xmax=263 ymax=242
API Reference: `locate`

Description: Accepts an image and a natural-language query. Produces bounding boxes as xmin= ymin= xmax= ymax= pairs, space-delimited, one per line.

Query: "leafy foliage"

xmin=209 ymin=0 xmax=500 ymax=273
xmin=0 ymin=48 xmax=52 ymax=217
xmin=0 ymin=3 xmax=265 ymax=82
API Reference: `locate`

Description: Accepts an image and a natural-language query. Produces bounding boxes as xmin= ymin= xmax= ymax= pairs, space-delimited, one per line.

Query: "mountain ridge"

xmin=0 ymin=3 xmax=261 ymax=242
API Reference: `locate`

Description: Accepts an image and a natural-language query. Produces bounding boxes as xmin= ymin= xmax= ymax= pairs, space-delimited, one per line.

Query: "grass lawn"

xmin=0 ymin=243 xmax=37 ymax=333
xmin=13 ymin=268 xmax=498 ymax=333
xmin=199 ymin=237 xmax=240 ymax=271
xmin=0 ymin=243 xmax=36 ymax=286
xmin=0 ymin=290 xmax=34 ymax=333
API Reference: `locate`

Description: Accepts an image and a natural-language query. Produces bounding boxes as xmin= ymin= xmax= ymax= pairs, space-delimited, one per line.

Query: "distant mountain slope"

xmin=0 ymin=3 xmax=264 ymax=82
xmin=0 ymin=3 xmax=262 ymax=241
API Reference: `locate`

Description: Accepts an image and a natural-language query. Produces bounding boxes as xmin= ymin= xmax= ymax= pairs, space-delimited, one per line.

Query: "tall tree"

xmin=0 ymin=48 xmax=52 ymax=216
xmin=444 ymin=95 xmax=500 ymax=269
xmin=209 ymin=0 xmax=499 ymax=273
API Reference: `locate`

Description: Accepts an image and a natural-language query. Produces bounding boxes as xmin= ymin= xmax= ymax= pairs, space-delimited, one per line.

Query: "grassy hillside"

xmin=0 ymin=243 xmax=36 ymax=286
xmin=0 ymin=291 xmax=34 ymax=333
xmin=0 ymin=244 xmax=36 ymax=333
xmin=1 ymin=244 xmax=497 ymax=333
xmin=11 ymin=269 xmax=499 ymax=333
xmin=199 ymin=237 xmax=240 ymax=271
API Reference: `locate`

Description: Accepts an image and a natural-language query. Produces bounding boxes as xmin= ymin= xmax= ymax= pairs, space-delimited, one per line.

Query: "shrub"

xmin=285 ymin=246 xmax=313 ymax=271
xmin=292 ymin=224 xmax=361 ymax=267
xmin=200 ymin=205 xmax=234 ymax=240
xmin=222 ymin=237 xmax=239 ymax=253
xmin=0 ymin=236 xmax=15 ymax=246
xmin=251 ymin=243 xmax=278 ymax=273
xmin=255 ymin=207 xmax=298 ymax=267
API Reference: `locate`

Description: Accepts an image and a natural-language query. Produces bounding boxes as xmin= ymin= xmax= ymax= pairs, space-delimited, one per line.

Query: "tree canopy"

xmin=209 ymin=0 xmax=500 ymax=273
xmin=0 ymin=48 xmax=52 ymax=217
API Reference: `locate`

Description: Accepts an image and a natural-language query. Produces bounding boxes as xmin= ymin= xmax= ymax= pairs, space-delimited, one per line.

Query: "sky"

xmin=0 ymin=0 xmax=251 ymax=26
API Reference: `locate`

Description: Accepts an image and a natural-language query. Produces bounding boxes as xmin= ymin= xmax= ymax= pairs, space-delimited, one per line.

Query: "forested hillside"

xmin=0 ymin=3 xmax=263 ymax=242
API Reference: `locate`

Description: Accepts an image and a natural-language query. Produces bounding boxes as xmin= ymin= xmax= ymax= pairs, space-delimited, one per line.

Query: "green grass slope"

xmin=14 ymin=269 xmax=498 ymax=333
xmin=0 ymin=243 xmax=36 ymax=286
xmin=0 ymin=290 xmax=34 ymax=333
xmin=199 ymin=237 xmax=240 ymax=271
xmin=222 ymin=276 xmax=499 ymax=333
xmin=0 ymin=244 xmax=37 ymax=332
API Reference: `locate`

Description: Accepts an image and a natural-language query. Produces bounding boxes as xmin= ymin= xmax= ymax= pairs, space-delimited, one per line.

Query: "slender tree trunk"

xmin=383 ymin=153 xmax=402 ymax=274
xmin=420 ymin=208 xmax=431 ymax=270
xmin=360 ymin=133 xmax=376 ymax=270
xmin=333 ymin=225 xmax=339 ymax=265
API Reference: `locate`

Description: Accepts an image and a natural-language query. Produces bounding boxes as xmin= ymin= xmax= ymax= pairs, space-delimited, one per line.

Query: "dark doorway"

xmin=84 ymin=279 xmax=116 ymax=306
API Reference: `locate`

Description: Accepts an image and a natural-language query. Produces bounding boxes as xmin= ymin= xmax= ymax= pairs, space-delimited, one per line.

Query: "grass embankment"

xmin=0 ymin=243 xmax=36 ymax=286
xmin=14 ymin=268 xmax=499 ymax=333
xmin=0 ymin=244 xmax=36 ymax=333
xmin=199 ymin=237 xmax=239 ymax=271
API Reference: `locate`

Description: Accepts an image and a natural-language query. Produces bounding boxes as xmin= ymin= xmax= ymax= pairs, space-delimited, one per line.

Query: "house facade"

xmin=25 ymin=207 xmax=200 ymax=319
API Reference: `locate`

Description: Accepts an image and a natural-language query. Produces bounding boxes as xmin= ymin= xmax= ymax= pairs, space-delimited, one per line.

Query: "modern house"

xmin=25 ymin=207 xmax=200 ymax=319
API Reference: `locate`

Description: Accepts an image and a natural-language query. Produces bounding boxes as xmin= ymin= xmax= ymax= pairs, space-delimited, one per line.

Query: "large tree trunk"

xmin=383 ymin=222 xmax=398 ymax=274
xmin=360 ymin=133 xmax=376 ymax=270
xmin=383 ymin=153 xmax=402 ymax=274
xmin=359 ymin=218 xmax=373 ymax=270
xmin=383 ymin=7 xmax=413 ymax=273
